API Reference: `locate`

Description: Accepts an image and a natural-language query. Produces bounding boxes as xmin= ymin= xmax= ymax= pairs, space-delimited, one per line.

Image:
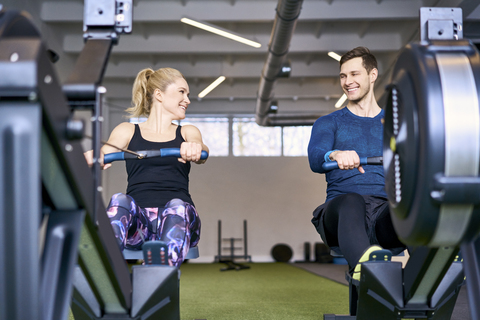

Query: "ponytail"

xmin=126 ymin=67 xmax=186 ymax=118
xmin=127 ymin=68 xmax=154 ymax=118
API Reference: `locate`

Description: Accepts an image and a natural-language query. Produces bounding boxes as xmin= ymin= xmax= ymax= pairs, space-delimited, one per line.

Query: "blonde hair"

xmin=127 ymin=67 xmax=186 ymax=118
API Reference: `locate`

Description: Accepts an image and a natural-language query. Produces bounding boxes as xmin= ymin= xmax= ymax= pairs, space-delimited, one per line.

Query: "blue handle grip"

xmin=160 ymin=148 xmax=209 ymax=160
xmin=322 ymin=157 xmax=369 ymax=171
xmin=104 ymin=152 xmax=125 ymax=164
xmin=104 ymin=148 xmax=209 ymax=164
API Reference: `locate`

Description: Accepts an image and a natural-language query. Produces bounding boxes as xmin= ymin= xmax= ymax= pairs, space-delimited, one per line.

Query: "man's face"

xmin=339 ymin=57 xmax=376 ymax=103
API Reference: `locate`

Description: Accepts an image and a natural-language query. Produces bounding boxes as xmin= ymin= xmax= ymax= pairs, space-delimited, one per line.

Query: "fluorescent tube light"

xmin=329 ymin=51 xmax=345 ymax=108
xmin=198 ymin=76 xmax=226 ymax=98
xmin=181 ymin=17 xmax=261 ymax=48
xmin=335 ymin=94 xmax=347 ymax=108
xmin=328 ymin=51 xmax=342 ymax=61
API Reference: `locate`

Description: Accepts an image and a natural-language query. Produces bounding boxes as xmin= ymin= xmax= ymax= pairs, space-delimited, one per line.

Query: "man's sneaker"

xmin=352 ymin=245 xmax=387 ymax=281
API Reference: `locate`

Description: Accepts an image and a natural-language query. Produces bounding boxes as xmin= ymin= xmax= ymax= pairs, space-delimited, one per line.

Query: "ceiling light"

xmin=268 ymin=101 xmax=278 ymax=114
xmin=198 ymin=76 xmax=226 ymax=98
xmin=328 ymin=51 xmax=342 ymax=61
xmin=181 ymin=17 xmax=261 ymax=48
xmin=329 ymin=52 xmax=346 ymax=108
xmin=276 ymin=60 xmax=292 ymax=78
xmin=335 ymin=94 xmax=347 ymax=108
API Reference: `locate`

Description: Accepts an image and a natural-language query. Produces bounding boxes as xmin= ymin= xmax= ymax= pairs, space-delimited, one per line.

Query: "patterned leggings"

xmin=106 ymin=193 xmax=201 ymax=267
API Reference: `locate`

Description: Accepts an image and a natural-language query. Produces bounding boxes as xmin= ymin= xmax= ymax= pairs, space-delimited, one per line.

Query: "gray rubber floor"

xmin=292 ymin=262 xmax=471 ymax=320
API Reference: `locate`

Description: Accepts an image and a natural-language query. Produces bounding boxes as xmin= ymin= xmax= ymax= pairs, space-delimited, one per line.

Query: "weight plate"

xmin=386 ymin=41 xmax=480 ymax=246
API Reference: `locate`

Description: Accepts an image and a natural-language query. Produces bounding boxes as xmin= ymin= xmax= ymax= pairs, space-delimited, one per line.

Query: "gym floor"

xmin=292 ymin=262 xmax=472 ymax=320
xmin=68 ymin=261 xmax=470 ymax=319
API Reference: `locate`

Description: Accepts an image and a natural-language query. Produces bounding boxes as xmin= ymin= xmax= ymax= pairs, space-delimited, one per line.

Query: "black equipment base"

xmin=219 ymin=260 xmax=251 ymax=271
xmin=323 ymin=256 xmax=464 ymax=320
xmin=72 ymin=265 xmax=181 ymax=320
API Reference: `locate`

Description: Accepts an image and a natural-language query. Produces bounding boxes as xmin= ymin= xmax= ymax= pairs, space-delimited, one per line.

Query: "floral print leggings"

xmin=106 ymin=193 xmax=201 ymax=266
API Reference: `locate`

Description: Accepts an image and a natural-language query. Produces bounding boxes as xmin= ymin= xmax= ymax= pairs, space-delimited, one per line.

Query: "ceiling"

xmin=4 ymin=0 xmax=480 ymax=124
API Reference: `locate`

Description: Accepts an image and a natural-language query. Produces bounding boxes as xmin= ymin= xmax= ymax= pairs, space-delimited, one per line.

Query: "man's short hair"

xmin=340 ymin=47 xmax=377 ymax=74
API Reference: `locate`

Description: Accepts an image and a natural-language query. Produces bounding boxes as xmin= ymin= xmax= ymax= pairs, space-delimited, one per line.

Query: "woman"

xmin=86 ymin=67 xmax=208 ymax=267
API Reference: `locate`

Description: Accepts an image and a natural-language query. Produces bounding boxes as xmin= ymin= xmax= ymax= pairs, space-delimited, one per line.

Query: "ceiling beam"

xmin=103 ymin=78 xmax=343 ymax=99
xmin=41 ymin=0 xmax=429 ymax=23
xmin=100 ymin=54 xmax=393 ymax=79
xmin=63 ymin=32 xmax=403 ymax=54
xmin=107 ymin=96 xmax=338 ymax=115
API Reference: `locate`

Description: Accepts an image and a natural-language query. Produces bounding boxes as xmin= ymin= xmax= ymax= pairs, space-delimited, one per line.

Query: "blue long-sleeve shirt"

xmin=308 ymin=107 xmax=387 ymax=201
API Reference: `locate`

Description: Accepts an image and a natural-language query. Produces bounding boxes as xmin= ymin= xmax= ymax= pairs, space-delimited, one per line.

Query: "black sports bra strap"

xmin=176 ymin=125 xmax=183 ymax=140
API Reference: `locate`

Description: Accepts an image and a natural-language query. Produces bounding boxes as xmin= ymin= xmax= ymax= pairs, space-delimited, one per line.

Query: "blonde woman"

xmin=86 ymin=67 xmax=208 ymax=266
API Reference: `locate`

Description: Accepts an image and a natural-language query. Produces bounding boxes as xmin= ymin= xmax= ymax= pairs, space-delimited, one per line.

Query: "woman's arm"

xmin=84 ymin=122 xmax=135 ymax=169
xmin=180 ymin=125 xmax=209 ymax=164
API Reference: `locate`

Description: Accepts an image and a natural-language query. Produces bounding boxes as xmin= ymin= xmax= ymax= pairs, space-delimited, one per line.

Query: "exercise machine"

xmin=0 ymin=1 xmax=193 ymax=319
xmin=325 ymin=7 xmax=480 ymax=320
xmin=215 ymin=220 xmax=252 ymax=271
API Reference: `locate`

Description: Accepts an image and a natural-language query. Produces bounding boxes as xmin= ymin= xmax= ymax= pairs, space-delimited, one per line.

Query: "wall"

xmin=190 ymin=156 xmax=328 ymax=262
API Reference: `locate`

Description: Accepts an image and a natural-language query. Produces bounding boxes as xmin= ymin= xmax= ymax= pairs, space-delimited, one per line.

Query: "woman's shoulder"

xmin=180 ymin=124 xmax=202 ymax=141
xmin=114 ymin=121 xmax=135 ymax=131
xmin=180 ymin=124 xmax=200 ymax=134
xmin=102 ymin=122 xmax=136 ymax=152
xmin=111 ymin=122 xmax=136 ymax=138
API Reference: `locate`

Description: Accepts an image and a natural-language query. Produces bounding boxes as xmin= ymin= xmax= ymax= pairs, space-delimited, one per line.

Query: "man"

xmin=308 ymin=47 xmax=405 ymax=280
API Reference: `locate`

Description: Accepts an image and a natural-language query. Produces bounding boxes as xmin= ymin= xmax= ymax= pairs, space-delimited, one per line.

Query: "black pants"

xmin=322 ymin=193 xmax=404 ymax=271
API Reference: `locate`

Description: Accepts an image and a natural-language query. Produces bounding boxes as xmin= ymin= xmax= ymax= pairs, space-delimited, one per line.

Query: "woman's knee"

xmin=163 ymin=199 xmax=199 ymax=222
xmin=164 ymin=198 xmax=187 ymax=209
xmin=162 ymin=199 xmax=200 ymax=234
xmin=107 ymin=193 xmax=135 ymax=210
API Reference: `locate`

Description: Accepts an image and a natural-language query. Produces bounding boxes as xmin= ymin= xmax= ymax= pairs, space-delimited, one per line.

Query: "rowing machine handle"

xmin=104 ymin=148 xmax=209 ymax=164
xmin=322 ymin=156 xmax=383 ymax=171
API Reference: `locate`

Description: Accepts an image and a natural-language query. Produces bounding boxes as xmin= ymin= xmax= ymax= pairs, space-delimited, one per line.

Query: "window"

xmin=128 ymin=115 xmax=311 ymax=157
xmin=180 ymin=117 xmax=229 ymax=156
xmin=283 ymin=126 xmax=312 ymax=156
xmin=232 ymin=117 xmax=281 ymax=156
xmin=129 ymin=117 xmax=148 ymax=124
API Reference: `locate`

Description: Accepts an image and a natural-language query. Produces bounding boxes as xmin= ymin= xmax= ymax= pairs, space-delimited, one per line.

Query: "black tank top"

xmin=125 ymin=124 xmax=193 ymax=208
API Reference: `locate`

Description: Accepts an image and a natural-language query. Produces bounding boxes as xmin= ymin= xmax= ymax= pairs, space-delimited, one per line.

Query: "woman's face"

xmin=159 ymin=78 xmax=190 ymax=119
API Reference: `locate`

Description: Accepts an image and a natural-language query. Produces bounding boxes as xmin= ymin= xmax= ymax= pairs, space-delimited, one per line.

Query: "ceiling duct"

xmin=256 ymin=0 xmax=305 ymax=126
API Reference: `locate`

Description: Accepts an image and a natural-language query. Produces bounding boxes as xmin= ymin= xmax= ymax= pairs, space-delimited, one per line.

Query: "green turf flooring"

xmin=179 ymin=262 xmax=349 ymax=320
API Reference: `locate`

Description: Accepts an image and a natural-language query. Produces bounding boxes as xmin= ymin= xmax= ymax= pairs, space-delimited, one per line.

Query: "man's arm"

xmin=308 ymin=116 xmax=365 ymax=174
xmin=308 ymin=117 xmax=335 ymax=173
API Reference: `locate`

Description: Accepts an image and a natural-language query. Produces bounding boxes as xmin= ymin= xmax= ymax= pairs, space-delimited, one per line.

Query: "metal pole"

xmin=217 ymin=220 xmax=222 ymax=261
xmin=230 ymin=238 xmax=235 ymax=260
xmin=244 ymin=220 xmax=248 ymax=260
xmin=93 ymin=86 xmax=106 ymax=224
xmin=0 ymin=103 xmax=41 ymax=320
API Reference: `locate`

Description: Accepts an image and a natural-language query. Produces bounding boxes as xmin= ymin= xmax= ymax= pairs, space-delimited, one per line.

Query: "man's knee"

xmin=339 ymin=193 xmax=364 ymax=202
xmin=337 ymin=193 xmax=364 ymax=210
